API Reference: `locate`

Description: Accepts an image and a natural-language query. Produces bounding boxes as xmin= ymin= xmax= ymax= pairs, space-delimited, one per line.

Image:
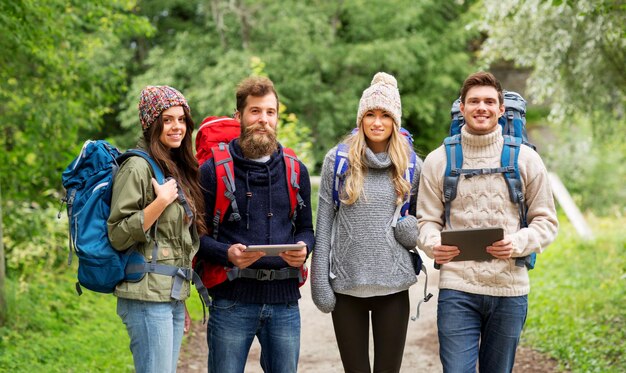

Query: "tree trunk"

xmin=0 ymin=181 xmax=6 ymax=326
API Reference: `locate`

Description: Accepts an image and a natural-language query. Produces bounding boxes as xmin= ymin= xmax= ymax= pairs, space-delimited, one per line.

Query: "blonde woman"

xmin=311 ymin=72 xmax=422 ymax=373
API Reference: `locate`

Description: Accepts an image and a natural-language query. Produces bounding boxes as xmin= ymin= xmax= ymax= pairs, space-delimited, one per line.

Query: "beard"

xmin=239 ymin=122 xmax=278 ymax=159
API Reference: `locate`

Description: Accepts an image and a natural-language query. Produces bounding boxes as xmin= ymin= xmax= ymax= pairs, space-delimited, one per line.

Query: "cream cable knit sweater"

xmin=416 ymin=126 xmax=558 ymax=297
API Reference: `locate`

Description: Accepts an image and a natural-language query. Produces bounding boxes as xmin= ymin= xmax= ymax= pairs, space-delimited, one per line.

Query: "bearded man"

xmin=198 ymin=76 xmax=315 ymax=373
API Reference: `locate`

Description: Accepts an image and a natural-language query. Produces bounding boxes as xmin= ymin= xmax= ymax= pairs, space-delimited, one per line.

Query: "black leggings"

xmin=331 ymin=290 xmax=410 ymax=373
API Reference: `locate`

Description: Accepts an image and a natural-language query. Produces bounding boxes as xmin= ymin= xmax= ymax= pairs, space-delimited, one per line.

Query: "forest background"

xmin=0 ymin=0 xmax=624 ymax=372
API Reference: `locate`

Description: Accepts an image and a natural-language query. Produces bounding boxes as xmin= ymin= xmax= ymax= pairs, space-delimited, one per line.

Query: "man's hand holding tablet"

xmin=245 ymin=243 xmax=307 ymax=256
xmin=433 ymin=227 xmax=505 ymax=268
xmin=246 ymin=242 xmax=308 ymax=267
xmin=441 ymin=227 xmax=505 ymax=262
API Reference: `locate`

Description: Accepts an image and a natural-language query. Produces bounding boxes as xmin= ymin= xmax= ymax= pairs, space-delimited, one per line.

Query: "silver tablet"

xmin=245 ymin=243 xmax=307 ymax=256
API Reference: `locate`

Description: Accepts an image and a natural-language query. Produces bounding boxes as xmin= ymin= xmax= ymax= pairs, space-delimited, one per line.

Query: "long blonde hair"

xmin=341 ymin=125 xmax=412 ymax=206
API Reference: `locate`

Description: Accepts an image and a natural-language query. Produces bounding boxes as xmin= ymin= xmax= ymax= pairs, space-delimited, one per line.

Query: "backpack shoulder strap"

xmin=396 ymin=149 xmax=417 ymax=214
xmin=120 ymin=149 xmax=193 ymax=220
xmin=332 ymin=143 xmax=350 ymax=210
xmin=118 ymin=149 xmax=165 ymax=184
xmin=279 ymin=147 xmax=309 ymax=284
xmin=501 ymin=136 xmax=536 ymax=269
xmin=282 ymin=147 xmax=303 ymax=220
xmin=501 ymin=136 xmax=525 ymax=222
xmin=443 ymin=134 xmax=463 ymax=227
xmin=392 ymin=147 xmax=418 ymax=226
xmin=210 ymin=143 xmax=241 ymax=239
xmin=399 ymin=131 xmax=418 ymax=217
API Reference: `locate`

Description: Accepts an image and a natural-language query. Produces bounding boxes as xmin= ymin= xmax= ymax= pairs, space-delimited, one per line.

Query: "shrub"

xmin=3 ymin=201 xmax=68 ymax=282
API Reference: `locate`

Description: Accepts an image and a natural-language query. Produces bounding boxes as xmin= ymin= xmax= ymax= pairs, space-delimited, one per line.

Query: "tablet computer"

xmin=441 ymin=227 xmax=504 ymax=262
xmin=245 ymin=243 xmax=307 ymax=256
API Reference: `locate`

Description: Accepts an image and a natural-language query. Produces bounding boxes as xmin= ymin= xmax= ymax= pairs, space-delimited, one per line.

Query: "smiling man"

xmin=197 ymin=76 xmax=315 ymax=373
xmin=416 ymin=71 xmax=558 ymax=373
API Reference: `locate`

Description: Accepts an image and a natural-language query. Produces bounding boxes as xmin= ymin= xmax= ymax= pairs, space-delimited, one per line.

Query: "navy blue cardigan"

xmin=198 ymin=140 xmax=315 ymax=304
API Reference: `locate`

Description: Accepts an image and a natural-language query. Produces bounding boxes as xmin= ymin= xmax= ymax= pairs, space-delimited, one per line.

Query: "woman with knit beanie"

xmin=311 ymin=72 xmax=422 ymax=372
xmin=107 ymin=86 xmax=207 ymax=373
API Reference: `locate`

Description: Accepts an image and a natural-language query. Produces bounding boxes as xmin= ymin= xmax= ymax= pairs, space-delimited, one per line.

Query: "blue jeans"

xmin=437 ymin=289 xmax=528 ymax=373
xmin=207 ymin=297 xmax=301 ymax=373
xmin=116 ymin=297 xmax=185 ymax=373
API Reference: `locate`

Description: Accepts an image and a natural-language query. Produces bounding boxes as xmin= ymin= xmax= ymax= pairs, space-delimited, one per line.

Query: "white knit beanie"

xmin=356 ymin=72 xmax=402 ymax=128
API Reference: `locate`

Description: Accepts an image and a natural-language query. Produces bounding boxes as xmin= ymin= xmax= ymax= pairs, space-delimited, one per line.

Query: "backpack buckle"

xmin=256 ymin=269 xmax=275 ymax=281
xmin=464 ymin=169 xmax=482 ymax=178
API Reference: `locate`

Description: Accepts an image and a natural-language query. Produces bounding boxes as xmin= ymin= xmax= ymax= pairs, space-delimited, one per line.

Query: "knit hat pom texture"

xmin=371 ymin=72 xmax=397 ymax=87
xmin=356 ymin=72 xmax=402 ymax=128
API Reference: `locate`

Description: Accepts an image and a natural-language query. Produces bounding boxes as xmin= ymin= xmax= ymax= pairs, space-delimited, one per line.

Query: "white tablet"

xmin=245 ymin=243 xmax=307 ymax=256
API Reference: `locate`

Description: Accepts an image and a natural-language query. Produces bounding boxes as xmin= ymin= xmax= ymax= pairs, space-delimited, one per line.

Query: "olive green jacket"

xmin=107 ymin=153 xmax=199 ymax=302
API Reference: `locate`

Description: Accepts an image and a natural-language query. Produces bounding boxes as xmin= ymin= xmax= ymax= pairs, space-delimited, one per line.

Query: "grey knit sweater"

xmin=311 ymin=145 xmax=422 ymax=313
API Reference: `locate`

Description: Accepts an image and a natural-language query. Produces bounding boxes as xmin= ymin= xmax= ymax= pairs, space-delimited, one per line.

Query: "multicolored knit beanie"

xmin=356 ymin=72 xmax=402 ymax=128
xmin=138 ymin=85 xmax=190 ymax=130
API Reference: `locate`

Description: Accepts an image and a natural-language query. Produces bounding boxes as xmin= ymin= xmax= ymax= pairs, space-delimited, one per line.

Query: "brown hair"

xmin=235 ymin=76 xmax=279 ymax=113
xmin=143 ymin=106 xmax=207 ymax=235
xmin=460 ymin=71 xmax=503 ymax=105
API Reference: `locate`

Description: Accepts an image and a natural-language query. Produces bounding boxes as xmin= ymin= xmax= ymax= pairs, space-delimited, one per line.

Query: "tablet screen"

xmin=441 ymin=227 xmax=504 ymax=262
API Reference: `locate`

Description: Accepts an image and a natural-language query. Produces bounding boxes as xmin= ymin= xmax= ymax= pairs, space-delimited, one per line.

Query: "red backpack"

xmin=195 ymin=116 xmax=242 ymax=166
xmin=193 ymin=116 xmax=308 ymax=288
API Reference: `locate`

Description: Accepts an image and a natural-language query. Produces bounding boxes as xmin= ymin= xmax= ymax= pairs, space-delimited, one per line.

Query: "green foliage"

xmin=2 ymin=203 xmax=68 ymax=282
xmin=0 ymin=270 xmax=133 ymax=372
xmin=310 ymin=182 xmax=320 ymax=226
xmin=477 ymin=0 xmax=625 ymax=129
xmin=475 ymin=0 xmax=626 ymax=215
xmin=277 ymin=104 xmax=315 ymax=171
xmin=0 ymin=0 xmax=152 ymax=310
xmin=523 ymin=216 xmax=626 ymax=372
xmin=120 ymin=0 xmax=477 ymax=167
xmin=0 ymin=0 xmax=153 ymax=205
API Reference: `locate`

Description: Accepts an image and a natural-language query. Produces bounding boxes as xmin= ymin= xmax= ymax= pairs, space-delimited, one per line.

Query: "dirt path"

xmin=178 ymin=257 xmax=563 ymax=372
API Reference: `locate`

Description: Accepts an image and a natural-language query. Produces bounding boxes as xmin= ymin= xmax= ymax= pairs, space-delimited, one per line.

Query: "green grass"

xmin=522 ymin=214 xmax=626 ymax=372
xmin=0 ymin=265 xmax=212 ymax=372
xmin=0 ymin=268 xmax=134 ymax=372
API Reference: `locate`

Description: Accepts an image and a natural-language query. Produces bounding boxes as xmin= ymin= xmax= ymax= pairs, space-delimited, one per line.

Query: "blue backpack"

xmin=61 ymin=140 xmax=210 ymax=307
xmin=444 ymin=91 xmax=536 ymax=269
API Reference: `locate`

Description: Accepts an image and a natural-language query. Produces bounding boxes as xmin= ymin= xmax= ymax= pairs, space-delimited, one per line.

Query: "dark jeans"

xmin=332 ymin=290 xmax=410 ymax=373
xmin=437 ymin=289 xmax=528 ymax=373
xmin=206 ymin=297 xmax=301 ymax=373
